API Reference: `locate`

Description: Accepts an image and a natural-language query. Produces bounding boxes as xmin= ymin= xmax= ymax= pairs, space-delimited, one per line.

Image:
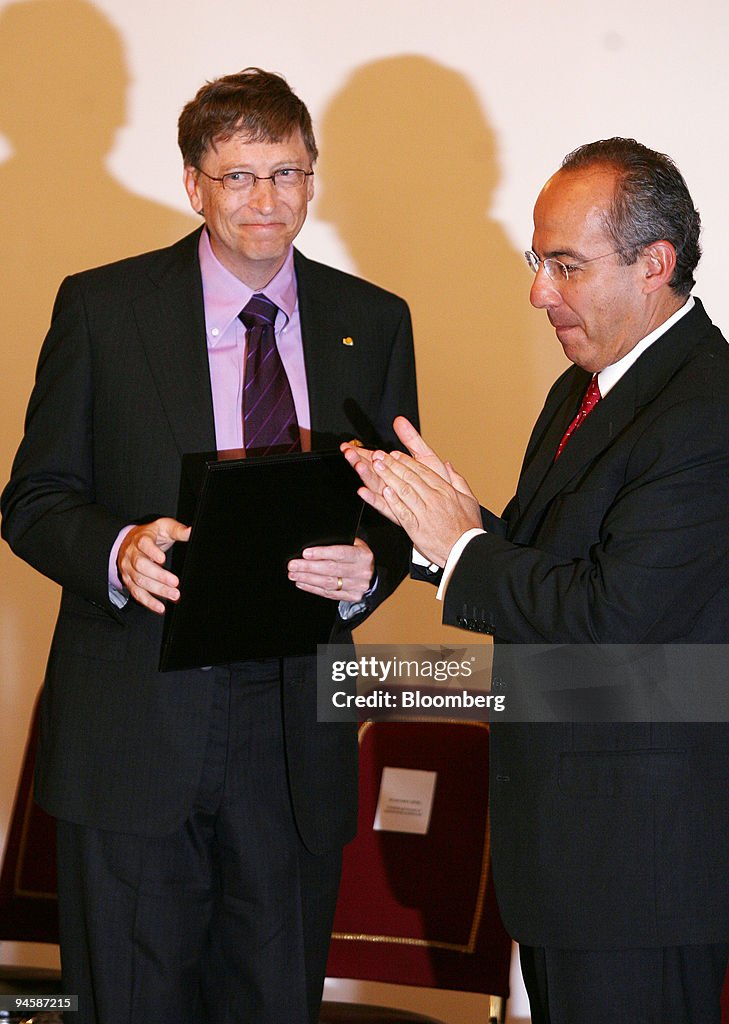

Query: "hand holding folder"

xmin=160 ymin=449 xmax=363 ymax=670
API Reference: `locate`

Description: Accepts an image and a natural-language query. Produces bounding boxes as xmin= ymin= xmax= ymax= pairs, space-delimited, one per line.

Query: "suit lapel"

xmin=514 ymin=368 xmax=588 ymax=520
xmin=295 ymin=249 xmax=366 ymax=448
xmin=294 ymin=250 xmax=328 ymax=442
xmin=520 ymin=372 xmax=637 ymax=529
xmin=133 ymin=229 xmax=216 ymax=456
xmin=513 ymin=300 xmax=712 ymax=542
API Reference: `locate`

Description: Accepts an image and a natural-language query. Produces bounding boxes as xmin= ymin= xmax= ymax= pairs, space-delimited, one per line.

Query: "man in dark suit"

xmin=344 ymin=139 xmax=729 ymax=1023
xmin=1 ymin=68 xmax=418 ymax=1024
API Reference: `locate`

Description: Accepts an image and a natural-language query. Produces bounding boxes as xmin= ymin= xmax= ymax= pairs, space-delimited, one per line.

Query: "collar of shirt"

xmin=597 ymin=295 xmax=695 ymax=397
xmin=198 ymin=228 xmax=298 ymax=345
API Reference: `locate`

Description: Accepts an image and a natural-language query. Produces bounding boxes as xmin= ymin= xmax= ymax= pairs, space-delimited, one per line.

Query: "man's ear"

xmin=183 ymin=166 xmax=204 ymax=217
xmin=641 ymin=241 xmax=676 ymax=294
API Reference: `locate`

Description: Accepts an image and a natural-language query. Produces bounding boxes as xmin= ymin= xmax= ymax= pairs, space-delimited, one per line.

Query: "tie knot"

xmin=239 ymin=293 xmax=278 ymax=329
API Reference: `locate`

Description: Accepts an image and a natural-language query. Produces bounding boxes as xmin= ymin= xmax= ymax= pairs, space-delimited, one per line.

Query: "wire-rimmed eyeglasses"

xmin=195 ymin=167 xmax=314 ymax=192
xmin=524 ymin=248 xmax=624 ymax=283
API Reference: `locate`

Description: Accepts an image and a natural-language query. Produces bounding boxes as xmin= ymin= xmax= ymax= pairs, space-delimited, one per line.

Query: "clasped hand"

xmin=341 ymin=416 xmax=482 ymax=568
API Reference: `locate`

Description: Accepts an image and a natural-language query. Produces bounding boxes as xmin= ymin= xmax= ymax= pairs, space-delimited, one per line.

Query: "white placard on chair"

xmin=373 ymin=767 xmax=437 ymax=835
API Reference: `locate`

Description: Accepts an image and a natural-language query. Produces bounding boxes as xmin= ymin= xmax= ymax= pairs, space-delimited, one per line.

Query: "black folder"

xmin=160 ymin=449 xmax=363 ymax=670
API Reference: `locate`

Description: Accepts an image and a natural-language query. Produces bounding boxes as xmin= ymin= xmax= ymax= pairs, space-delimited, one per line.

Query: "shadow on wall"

xmin=0 ymin=0 xmax=196 ymax=837
xmin=317 ymin=56 xmax=562 ymax=645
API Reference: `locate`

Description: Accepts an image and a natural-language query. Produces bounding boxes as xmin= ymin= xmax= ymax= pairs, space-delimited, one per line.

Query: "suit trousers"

xmin=520 ymin=942 xmax=729 ymax=1024
xmin=55 ymin=662 xmax=343 ymax=1024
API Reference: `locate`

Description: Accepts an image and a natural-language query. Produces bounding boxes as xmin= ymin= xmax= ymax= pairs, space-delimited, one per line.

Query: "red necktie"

xmin=554 ymin=376 xmax=601 ymax=460
xmin=240 ymin=294 xmax=301 ymax=456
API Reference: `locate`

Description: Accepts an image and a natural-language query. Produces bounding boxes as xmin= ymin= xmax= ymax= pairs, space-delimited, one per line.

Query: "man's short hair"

xmin=561 ymin=138 xmax=701 ymax=296
xmin=178 ymin=67 xmax=317 ymax=170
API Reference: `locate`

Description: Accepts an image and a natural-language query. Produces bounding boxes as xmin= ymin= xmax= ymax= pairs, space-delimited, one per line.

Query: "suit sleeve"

xmin=443 ymin=393 xmax=729 ymax=643
xmin=342 ymin=299 xmax=419 ymax=628
xmin=410 ymin=505 xmax=507 ymax=590
xmin=1 ymin=276 xmax=127 ymax=611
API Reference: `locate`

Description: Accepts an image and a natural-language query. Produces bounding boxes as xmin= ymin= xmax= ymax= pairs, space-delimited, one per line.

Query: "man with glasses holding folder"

xmin=2 ymin=67 xmax=417 ymax=1024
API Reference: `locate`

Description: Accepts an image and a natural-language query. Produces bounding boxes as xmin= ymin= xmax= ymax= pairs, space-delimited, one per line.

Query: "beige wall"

xmin=1 ymin=1 xmax=728 ymax=1016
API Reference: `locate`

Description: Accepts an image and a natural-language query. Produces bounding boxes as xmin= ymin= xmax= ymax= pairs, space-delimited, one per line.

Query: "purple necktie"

xmin=240 ymin=294 xmax=301 ymax=456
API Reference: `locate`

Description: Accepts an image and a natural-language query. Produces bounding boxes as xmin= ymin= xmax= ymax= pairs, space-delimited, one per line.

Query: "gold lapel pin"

xmin=342 ymin=336 xmax=354 ymax=346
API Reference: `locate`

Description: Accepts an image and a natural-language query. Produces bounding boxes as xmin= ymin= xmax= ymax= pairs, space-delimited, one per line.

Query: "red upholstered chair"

xmin=320 ymin=720 xmax=511 ymax=1024
xmin=0 ymin=691 xmax=61 ymax=996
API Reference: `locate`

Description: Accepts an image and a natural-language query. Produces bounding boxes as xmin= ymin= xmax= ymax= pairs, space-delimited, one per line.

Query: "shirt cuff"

xmin=108 ymin=525 xmax=134 ymax=608
xmin=411 ymin=547 xmax=441 ymax=574
xmin=339 ymin=574 xmax=379 ymax=621
xmin=436 ymin=528 xmax=486 ymax=601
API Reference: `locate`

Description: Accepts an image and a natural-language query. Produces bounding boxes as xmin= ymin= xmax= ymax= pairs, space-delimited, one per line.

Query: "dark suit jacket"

xmin=1 ymin=228 xmax=418 ymax=853
xmin=442 ymin=299 xmax=729 ymax=947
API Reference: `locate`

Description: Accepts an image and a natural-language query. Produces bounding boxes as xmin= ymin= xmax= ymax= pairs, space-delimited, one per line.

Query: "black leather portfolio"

xmin=160 ymin=449 xmax=363 ymax=670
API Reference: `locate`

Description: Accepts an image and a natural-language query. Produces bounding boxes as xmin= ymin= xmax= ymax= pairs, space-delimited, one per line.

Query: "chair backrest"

xmin=0 ymin=692 xmax=59 ymax=944
xmin=326 ymin=720 xmax=511 ymax=998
